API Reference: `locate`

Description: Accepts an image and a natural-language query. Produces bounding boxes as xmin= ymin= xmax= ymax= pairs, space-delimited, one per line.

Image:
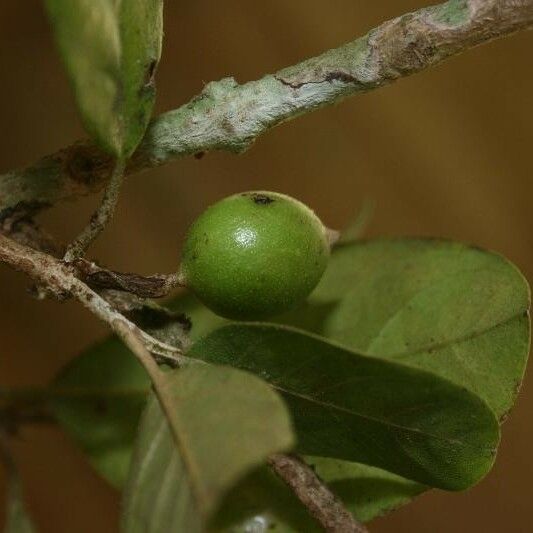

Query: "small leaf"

xmin=188 ymin=324 xmax=500 ymax=491
xmin=44 ymin=0 xmax=163 ymax=157
xmin=121 ymin=364 xmax=294 ymax=533
xmin=51 ymin=337 xmax=149 ymax=488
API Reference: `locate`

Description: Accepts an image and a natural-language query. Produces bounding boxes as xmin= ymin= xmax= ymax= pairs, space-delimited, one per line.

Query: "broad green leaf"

xmin=272 ymin=238 xmax=529 ymax=524
xmin=121 ymin=364 xmax=294 ymax=533
xmin=188 ymin=324 xmax=499 ymax=491
xmin=280 ymin=239 xmax=531 ymax=419
xmin=51 ymin=337 xmax=149 ymax=488
xmin=44 ymin=0 xmax=163 ymax=157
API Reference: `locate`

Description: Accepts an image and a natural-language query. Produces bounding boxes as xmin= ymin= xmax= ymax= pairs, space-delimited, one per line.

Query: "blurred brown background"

xmin=1 ymin=1 xmax=532 ymax=531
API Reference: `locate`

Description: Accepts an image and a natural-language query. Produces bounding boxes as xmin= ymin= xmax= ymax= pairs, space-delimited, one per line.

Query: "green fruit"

xmin=180 ymin=191 xmax=330 ymax=320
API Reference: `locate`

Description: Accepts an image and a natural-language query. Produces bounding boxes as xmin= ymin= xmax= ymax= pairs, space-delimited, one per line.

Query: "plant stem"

xmin=2 ymin=0 xmax=533 ymax=218
xmin=0 ymin=233 xmax=183 ymax=366
xmin=64 ymin=159 xmax=126 ymax=262
xmin=269 ymin=453 xmax=368 ymax=533
xmin=75 ymin=258 xmax=183 ymax=298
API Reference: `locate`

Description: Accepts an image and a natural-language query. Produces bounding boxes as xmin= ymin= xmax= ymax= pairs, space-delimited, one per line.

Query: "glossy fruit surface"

xmin=180 ymin=191 xmax=330 ymax=320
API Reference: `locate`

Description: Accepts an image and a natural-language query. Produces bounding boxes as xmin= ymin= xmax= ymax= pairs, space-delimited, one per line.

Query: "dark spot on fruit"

xmin=194 ymin=151 xmax=205 ymax=160
xmin=250 ymin=193 xmax=275 ymax=205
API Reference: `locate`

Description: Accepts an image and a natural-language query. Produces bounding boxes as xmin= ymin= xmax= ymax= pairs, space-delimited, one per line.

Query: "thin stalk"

xmin=64 ymin=159 xmax=126 ymax=262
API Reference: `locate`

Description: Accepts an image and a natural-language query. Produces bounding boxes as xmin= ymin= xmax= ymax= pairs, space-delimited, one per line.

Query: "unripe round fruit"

xmin=179 ymin=191 xmax=330 ymax=320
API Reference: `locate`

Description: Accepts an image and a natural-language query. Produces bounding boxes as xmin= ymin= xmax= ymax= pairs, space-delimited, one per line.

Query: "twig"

xmin=268 ymin=454 xmax=367 ymax=533
xmin=0 ymin=202 xmax=64 ymax=256
xmin=74 ymin=258 xmax=181 ymax=298
xmin=0 ymin=233 xmax=183 ymax=366
xmin=63 ymin=159 xmax=126 ymax=261
xmin=1 ymin=0 xmax=532 ymax=218
xmin=111 ymin=320 xmax=166 ymax=395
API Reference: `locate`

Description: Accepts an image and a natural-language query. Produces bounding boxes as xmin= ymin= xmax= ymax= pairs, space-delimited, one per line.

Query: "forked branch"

xmin=0 ymin=233 xmax=182 ymax=366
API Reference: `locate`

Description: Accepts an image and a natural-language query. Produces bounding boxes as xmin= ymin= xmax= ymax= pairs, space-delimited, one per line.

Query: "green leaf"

xmin=280 ymin=238 xmax=531 ymax=420
xmin=268 ymin=238 xmax=529 ymax=523
xmin=188 ymin=323 xmax=499 ymax=491
xmin=121 ymin=364 xmax=295 ymax=533
xmin=44 ymin=0 xmax=163 ymax=157
xmin=51 ymin=337 xmax=149 ymax=488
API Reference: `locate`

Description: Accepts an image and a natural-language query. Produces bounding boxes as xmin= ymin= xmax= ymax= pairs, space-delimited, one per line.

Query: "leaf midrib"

xmin=270 ymin=382 xmax=494 ymax=453
xmin=392 ymin=311 xmax=526 ymax=360
xmin=50 ymin=365 xmax=494 ymax=454
xmin=49 ymin=381 xmax=490 ymax=452
xmin=327 ymin=266 xmax=525 ymax=358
